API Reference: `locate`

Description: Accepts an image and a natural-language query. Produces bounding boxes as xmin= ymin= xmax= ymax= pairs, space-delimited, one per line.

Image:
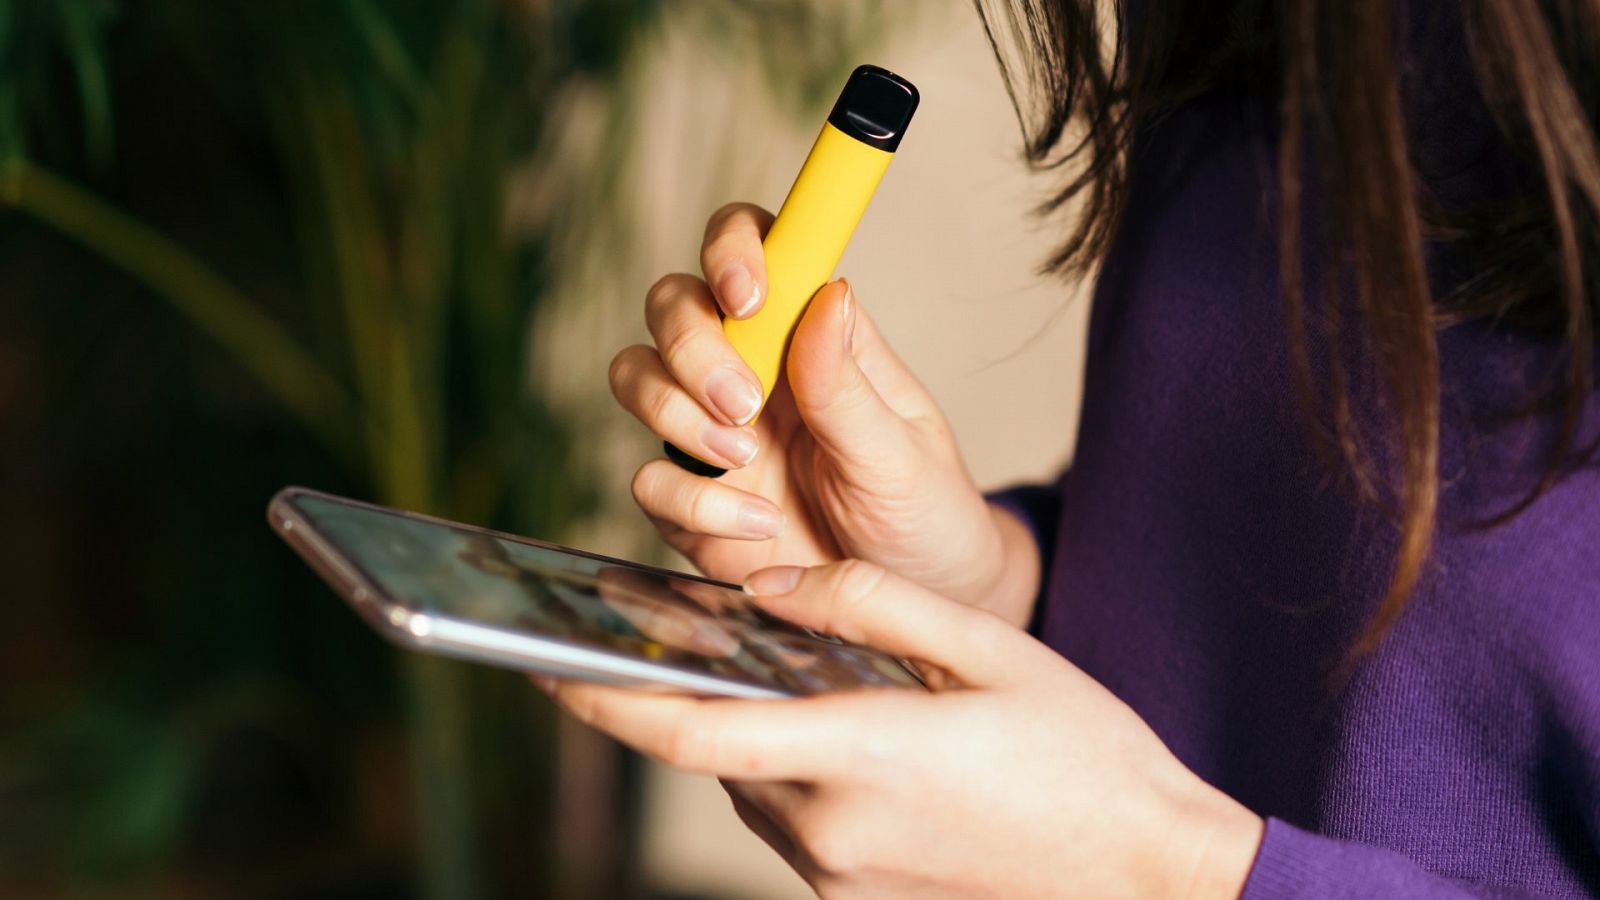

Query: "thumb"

xmin=743 ymin=561 xmax=1039 ymax=687
xmin=785 ymin=279 xmax=916 ymax=473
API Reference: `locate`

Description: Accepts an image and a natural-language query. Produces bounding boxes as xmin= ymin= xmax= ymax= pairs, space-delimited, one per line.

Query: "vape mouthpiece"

xmin=827 ymin=64 xmax=919 ymax=152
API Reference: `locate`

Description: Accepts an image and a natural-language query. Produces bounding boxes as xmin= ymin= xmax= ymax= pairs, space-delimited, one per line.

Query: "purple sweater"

xmin=989 ymin=12 xmax=1600 ymax=898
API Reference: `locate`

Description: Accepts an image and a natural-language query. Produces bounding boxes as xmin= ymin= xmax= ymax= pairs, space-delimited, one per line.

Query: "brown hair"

xmin=975 ymin=0 xmax=1600 ymax=654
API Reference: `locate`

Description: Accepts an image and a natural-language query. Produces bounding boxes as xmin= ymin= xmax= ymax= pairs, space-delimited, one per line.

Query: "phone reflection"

xmin=299 ymin=493 xmax=921 ymax=694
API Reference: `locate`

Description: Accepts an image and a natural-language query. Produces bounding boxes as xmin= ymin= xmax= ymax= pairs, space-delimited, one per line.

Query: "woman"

xmin=542 ymin=0 xmax=1600 ymax=895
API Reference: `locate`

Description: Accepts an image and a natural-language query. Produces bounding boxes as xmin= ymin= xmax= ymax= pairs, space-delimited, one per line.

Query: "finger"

xmin=642 ymin=510 xmax=704 ymax=559
xmin=726 ymin=786 xmax=809 ymax=877
xmin=723 ymin=777 xmax=811 ymax=829
xmin=700 ymin=202 xmax=774 ymax=320
xmin=723 ymin=778 xmax=822 ymax=873
xmin=632 ymin=458 xmax=785 ymax=541
xmin=643 ymin=273 xmax=765 ymax=427
xmin=548 ymin=681 xmax=851 ymax=780
xmin=743 ymin=561 xmax=1044 ymax=687
xmin=785 ymin=280 xmax=918 ymax=479
xmin=596 ymin=566 xmax=741 ymax=657
xmin=611 ymin=344 xmax=761 ymax=470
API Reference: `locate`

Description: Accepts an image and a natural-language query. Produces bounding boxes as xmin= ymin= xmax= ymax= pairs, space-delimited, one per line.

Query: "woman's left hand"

xmin=540 ymin=561 xmax=1263 ymax=899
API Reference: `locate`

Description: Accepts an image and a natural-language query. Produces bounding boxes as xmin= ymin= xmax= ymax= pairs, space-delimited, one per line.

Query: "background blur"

xmin=0 ymin=1 xmax=1086 ymax=897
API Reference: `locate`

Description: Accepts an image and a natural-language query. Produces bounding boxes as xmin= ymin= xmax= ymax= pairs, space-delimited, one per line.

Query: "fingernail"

xmin=707 ymin=366 xmax=762 ymax=426
xmin=737 ymin=501 xmax=784 ymax=538
xmin=703 ymin=424 xmax=758 ymax=467
xmin=745 ymin=565 xmax=805 ymax=596
xmin=839 ymin=278 xmax=855 ymax=352
xmin=719 ymin=262 xmax=761 ymax=319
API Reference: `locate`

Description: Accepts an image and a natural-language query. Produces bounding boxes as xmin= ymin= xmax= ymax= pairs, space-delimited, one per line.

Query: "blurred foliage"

xmin=0 ymin=0 xmax=118 ymax=165
xmin=0 ymin=0 xmax=883 ymax=896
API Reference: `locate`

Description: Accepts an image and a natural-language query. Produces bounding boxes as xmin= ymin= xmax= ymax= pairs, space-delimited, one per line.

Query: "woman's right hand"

xmin=609 ymin=203 xmax=1040 ymax=625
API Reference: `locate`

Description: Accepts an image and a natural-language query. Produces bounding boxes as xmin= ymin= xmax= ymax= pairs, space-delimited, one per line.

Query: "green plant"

xmin=0 ymin=0 xmax=889 ymax=894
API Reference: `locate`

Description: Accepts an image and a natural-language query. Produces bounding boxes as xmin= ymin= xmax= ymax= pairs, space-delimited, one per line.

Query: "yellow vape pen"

xmin=667 ymin=63 xmax=919 ymax=477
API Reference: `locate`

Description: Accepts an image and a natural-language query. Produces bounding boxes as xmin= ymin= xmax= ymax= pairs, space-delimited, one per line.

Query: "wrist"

xmin=1165 ymin=779 xmax=1264 ymax=900
xmin=962 ymin=502 xmax=1041 ymax=629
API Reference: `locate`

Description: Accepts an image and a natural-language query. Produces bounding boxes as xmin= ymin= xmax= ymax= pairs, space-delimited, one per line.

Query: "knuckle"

xmin=823 ymin=365 xmax=875 ymax=414
xmin=968 ymin=609 xmax=1014 ymax=654
xmin=630 ymin=464 xmax=660 ymax=509
xmin=608 ymin=345 xmax=652 ymax=399
xmin=633 ymin=462 xmax=686 ymax=517
xmin=663 ymin=715 xmax=714 ymax=769
xmin=703 ymin=201 xmax=750 ymax=238
xmin=641 ymin=377 xmax=678 ymax=428
xmin=645 ymin=273 xmax=699 ymax=317
xmin=558 ymin=686 xmax=597 ymax=727
xmin=793 ymin=366 xmax=873 ymax=425
xmin=686 ymin=481 xmax=721 ymax=527
xmin=657 ymin=318 xmax=703 ymax=368
xmin=818 ymin=560 xmax=888 ymax=639
xmin=795 ymin=807 xmax=862 ymax=876
xmin=703 ymin=202 xmax=773 ymax=254
xmin=633 ymin=462 xmax=700 ymax=528
xmin=830 ymin=559 xmax=889 ymax=607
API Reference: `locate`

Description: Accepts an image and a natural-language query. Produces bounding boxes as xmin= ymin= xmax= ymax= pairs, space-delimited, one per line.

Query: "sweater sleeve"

xmin=987 ymin=482 xmax=1062 ymax=555
xmin=1242 ymin=818 xmax=1559 ymax=899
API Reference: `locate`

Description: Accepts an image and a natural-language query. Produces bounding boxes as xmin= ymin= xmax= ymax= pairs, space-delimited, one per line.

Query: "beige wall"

xmin=538 ymin=4 xmax=1092 ymax=896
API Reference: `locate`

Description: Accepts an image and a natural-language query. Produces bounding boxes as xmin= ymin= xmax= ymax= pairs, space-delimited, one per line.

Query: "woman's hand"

xmin=539 ymin=561 xmax=1264 ymax=899
xmin=609 ymin=202 xmax=1038 ymax=625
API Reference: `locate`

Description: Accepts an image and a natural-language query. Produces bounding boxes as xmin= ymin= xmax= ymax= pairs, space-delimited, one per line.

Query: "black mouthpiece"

xmin=664 ymin=441 xmax=727 ymax=478
xmin=826 ymin=64 xmax=919 ymax=152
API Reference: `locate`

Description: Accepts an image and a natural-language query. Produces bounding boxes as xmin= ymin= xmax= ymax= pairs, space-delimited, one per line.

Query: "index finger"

xmin=548 ymin=680 xmax=860 ymax=781
xmin=745 ymin=561 xmax=1050 ymax=688
xmin=701 ymin=202 xmax=774 ymax=320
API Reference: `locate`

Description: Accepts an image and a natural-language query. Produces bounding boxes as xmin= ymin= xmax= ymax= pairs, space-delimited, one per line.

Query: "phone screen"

xmin=287 ymin=494 xmax=923 ymax=695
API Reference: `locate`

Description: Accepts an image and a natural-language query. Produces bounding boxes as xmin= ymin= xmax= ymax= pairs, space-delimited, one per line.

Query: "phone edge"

xmin=266 ymin=486 xmax=803 ymax=699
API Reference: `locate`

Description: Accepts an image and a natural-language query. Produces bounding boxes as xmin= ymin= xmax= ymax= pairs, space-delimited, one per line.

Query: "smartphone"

xmin=268 ymin=487 xmax=927 ymax=699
